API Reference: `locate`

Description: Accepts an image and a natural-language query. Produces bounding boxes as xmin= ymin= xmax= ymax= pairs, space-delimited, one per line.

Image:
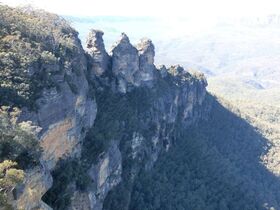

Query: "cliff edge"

xmin=0 ymin=6 xmax=207 ymax=210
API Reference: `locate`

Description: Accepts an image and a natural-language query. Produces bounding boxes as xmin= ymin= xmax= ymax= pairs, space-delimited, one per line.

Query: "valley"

xmin=0 ymin=5 xmax=280 ymax=210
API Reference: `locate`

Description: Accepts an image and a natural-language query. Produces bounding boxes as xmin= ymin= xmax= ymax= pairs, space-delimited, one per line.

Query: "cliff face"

xmin=0 ymin=7 xmax=207 ymax=210
xmin=0 ymin=6 xmax=96 ymax=209
xmin=43 ymin=30 xmax=207 ymax=210
xmin=11 ymin=19 xmax=97 ymax=210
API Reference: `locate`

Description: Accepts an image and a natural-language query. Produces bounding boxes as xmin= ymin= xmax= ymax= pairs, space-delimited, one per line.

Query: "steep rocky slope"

xmin=1 ymin=6 xmax=280 ymax=210
xmin=126 ymin=97 xmax=280 ymax=210
xmin=42 ymin=30 xmax=207 ymax=210
xmin=0 ymin=5 xmax=96 ymax=209
xmin=0 ymin=6 xmax=207 ymax=210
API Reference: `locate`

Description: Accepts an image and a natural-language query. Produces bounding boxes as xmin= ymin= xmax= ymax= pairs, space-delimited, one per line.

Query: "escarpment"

xmin=0 ymin=7 xmax=207 ymax=210
xmin=3 ymin=6 xmax=280 ymax=210
xmin=0 ymin=6 xmax=96 ymax=209
xmin=42 ymin=29 xmax=208 ymax=210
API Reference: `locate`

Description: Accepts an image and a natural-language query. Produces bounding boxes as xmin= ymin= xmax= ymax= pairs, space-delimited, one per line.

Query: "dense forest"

xmin=104 ymin=96 xmax=280 ymax=210
xmin=1 ymin=4 xmax=280 ymax=210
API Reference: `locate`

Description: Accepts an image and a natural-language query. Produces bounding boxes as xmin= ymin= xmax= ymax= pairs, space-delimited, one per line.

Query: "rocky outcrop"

xmin=136 ymin=38 xmax=155 ymax=86
xmin=110 ymin=33 xmax=140 ymax=93
xmin=7 ymin=23 xmax=206 ymax=210
xmin=11 ymin=26 xmax=97 ymax=209
xmin=87 ymin=32 xmax=157 ymax=93
xmin=67 ymin=141 xmax=122 ymax=210
xmin=4 ymin=7 xmax=280 ymax=210
xmin=14 ymin=166 xmax=52 ymax=210
xmin=88 ymin=142 xmax=122 ymax=209
xmin=86 ymin=29 xmax=110 ymax=77
xmin=68 ymin=32 xmax=207 ymax=209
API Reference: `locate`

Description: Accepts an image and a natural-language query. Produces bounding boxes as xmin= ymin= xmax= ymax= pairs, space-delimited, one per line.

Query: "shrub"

xmin=0 ymin=106 xmax=41 ymax=169
xmin=0 ymin=5 xmax=80 ymax=109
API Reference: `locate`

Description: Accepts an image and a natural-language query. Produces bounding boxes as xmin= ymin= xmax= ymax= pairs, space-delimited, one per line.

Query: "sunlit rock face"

xmin=87 ymin=33 xmax=157 ymax=93
xmin=12 ymin=25 xmax=97 ymax=210
xmin=8 ymin=19 xmax=207 ymax=210
xmin=62 ymin=30 xmax=207 ymax=210
xmin=88 ymin=142 xmax=122 ymax=209
xmin=68 ymin=141 xmax=122 ymax=210
xmin=136 ymin=38 xmax=155 ymax=85
xmin=14 ymin=166 xmax=53 ymax=210
xmin=86 ymin=29 xmax=110 ymax=77
xmin=111 ymin=33 xmax=140 ymax=93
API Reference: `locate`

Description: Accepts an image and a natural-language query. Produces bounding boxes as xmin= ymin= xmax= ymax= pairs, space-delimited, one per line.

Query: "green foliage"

xmin=82 ymin=91 xmax=123 ymax=163
xmin=82 ymin=85 xmax=161 ymax=164
xmin=0 ymin=5 xmax=79 ymax=109
xmin=0 ymin=107 xmax=41 ymax=168
xmin=126 ymin=96 xmax=280 ymax=210
xmin=0 ymin=160 xmax=25 ymax=208
xmin=82 ymin=89 xmax=135 ymax=164
xmin=208 ymin=78 xmax=280 ymax=177
xmin=44 ymin=85 xmax=164 ymax=209
xmin=41 ymin=51 xmax=58 ymax=64
xmin=166 ymin=65 xmax=195 ymax=85
xmin=102 ymin=95 xmax=280 ymax=210
xmin=0 ymin=110 xmax=35 ymax=208
xmin=103 ymin=182 xmax=132 ymax=210
xmin=42 ymin=158 xmax=91 ymax=210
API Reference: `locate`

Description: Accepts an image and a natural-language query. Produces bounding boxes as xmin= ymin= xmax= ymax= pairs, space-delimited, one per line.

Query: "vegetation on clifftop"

xmin=0 ymin=5 xmax=80 ymax=109
xmin=2 ymin=4 xmax=279 ymax=210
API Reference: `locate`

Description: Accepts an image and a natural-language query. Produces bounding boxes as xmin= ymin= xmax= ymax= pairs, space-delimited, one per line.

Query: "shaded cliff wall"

xmin=57 ymin=30 xmax=208 ymax=210
xmin=1 ymin=7 xmax=208 ymax=209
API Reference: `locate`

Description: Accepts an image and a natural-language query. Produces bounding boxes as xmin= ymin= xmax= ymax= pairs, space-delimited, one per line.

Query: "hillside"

xmin=0 ymin=5 xmax=280 ymax=210
xmin=126 ymin=96 xmax=280 ymax=210
xmin=69 ymin=16 xmax=280 ymax=121
xmin=69 ymin=14 xmax=280 ymax=186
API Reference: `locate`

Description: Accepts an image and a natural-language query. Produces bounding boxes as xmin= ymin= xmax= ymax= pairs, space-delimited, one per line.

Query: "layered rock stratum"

xmin=2 ymin=5 xmax=280 ymax=210
xmin=0 ymin=6 xmax=207 ymax=210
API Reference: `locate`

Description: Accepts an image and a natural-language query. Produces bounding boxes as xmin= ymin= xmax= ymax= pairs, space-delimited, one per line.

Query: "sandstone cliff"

xmin=0 ymin=6 xmax=207 ymax=210
xmin=42 ymin=29 xmax=207 ymax=210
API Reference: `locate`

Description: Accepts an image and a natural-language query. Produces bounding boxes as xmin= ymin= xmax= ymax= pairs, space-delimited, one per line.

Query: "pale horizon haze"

xmin=2 ymin=0 xmax=280 ymax=18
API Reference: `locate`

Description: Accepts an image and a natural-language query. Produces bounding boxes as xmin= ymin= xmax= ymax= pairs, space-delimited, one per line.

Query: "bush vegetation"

xmin=104 ymin=96 xmax=280 ymax=210
xmin=0 ymin=106 xmax=41 ymax=207
xmin=0 ymin=107 xmax=41 ymax=168
xmin=0 ymin=160 xmax=25 ymax=208
xmin=0 ymin=5 xmax=80 ymax=109
xmin=42 ymin=158 xmax=91 ymax=210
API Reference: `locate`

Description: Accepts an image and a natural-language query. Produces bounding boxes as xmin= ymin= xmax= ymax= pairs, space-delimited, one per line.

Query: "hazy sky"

xmin=2 ymin=0 xmax=280 ymax=17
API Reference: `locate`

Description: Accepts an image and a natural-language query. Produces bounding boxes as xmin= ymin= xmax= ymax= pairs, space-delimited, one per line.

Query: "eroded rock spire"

xmin=86 ymin=29 xmax=109 ymax=76
xmin=86 ymin=30 xmax=159 ymax=93
xmin=136 ymin=38 xmax=155 ymax=85
xmin=111 ymin=33 xmax=139 ymax=93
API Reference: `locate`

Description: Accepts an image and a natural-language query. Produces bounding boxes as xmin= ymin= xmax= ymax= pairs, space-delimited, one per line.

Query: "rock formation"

xmin=136 ymin=38 xmax=155 ymax=86
xmin=1 ymin=7 xmax=207 ymax=210
xmin=86 ymin=29 xmax=110 ymax=77
xmin=3 ymin=13 xmax=97 ymax=209
xmin=110 ymin=33 xmax=140 ymax=93
xmin=54 ymin=30 xmax=207 ymax=210
xmin=3 ymin=7 xmax=280 ymax=210
xmin=10 ymin=26 xmax=207 ymax=209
